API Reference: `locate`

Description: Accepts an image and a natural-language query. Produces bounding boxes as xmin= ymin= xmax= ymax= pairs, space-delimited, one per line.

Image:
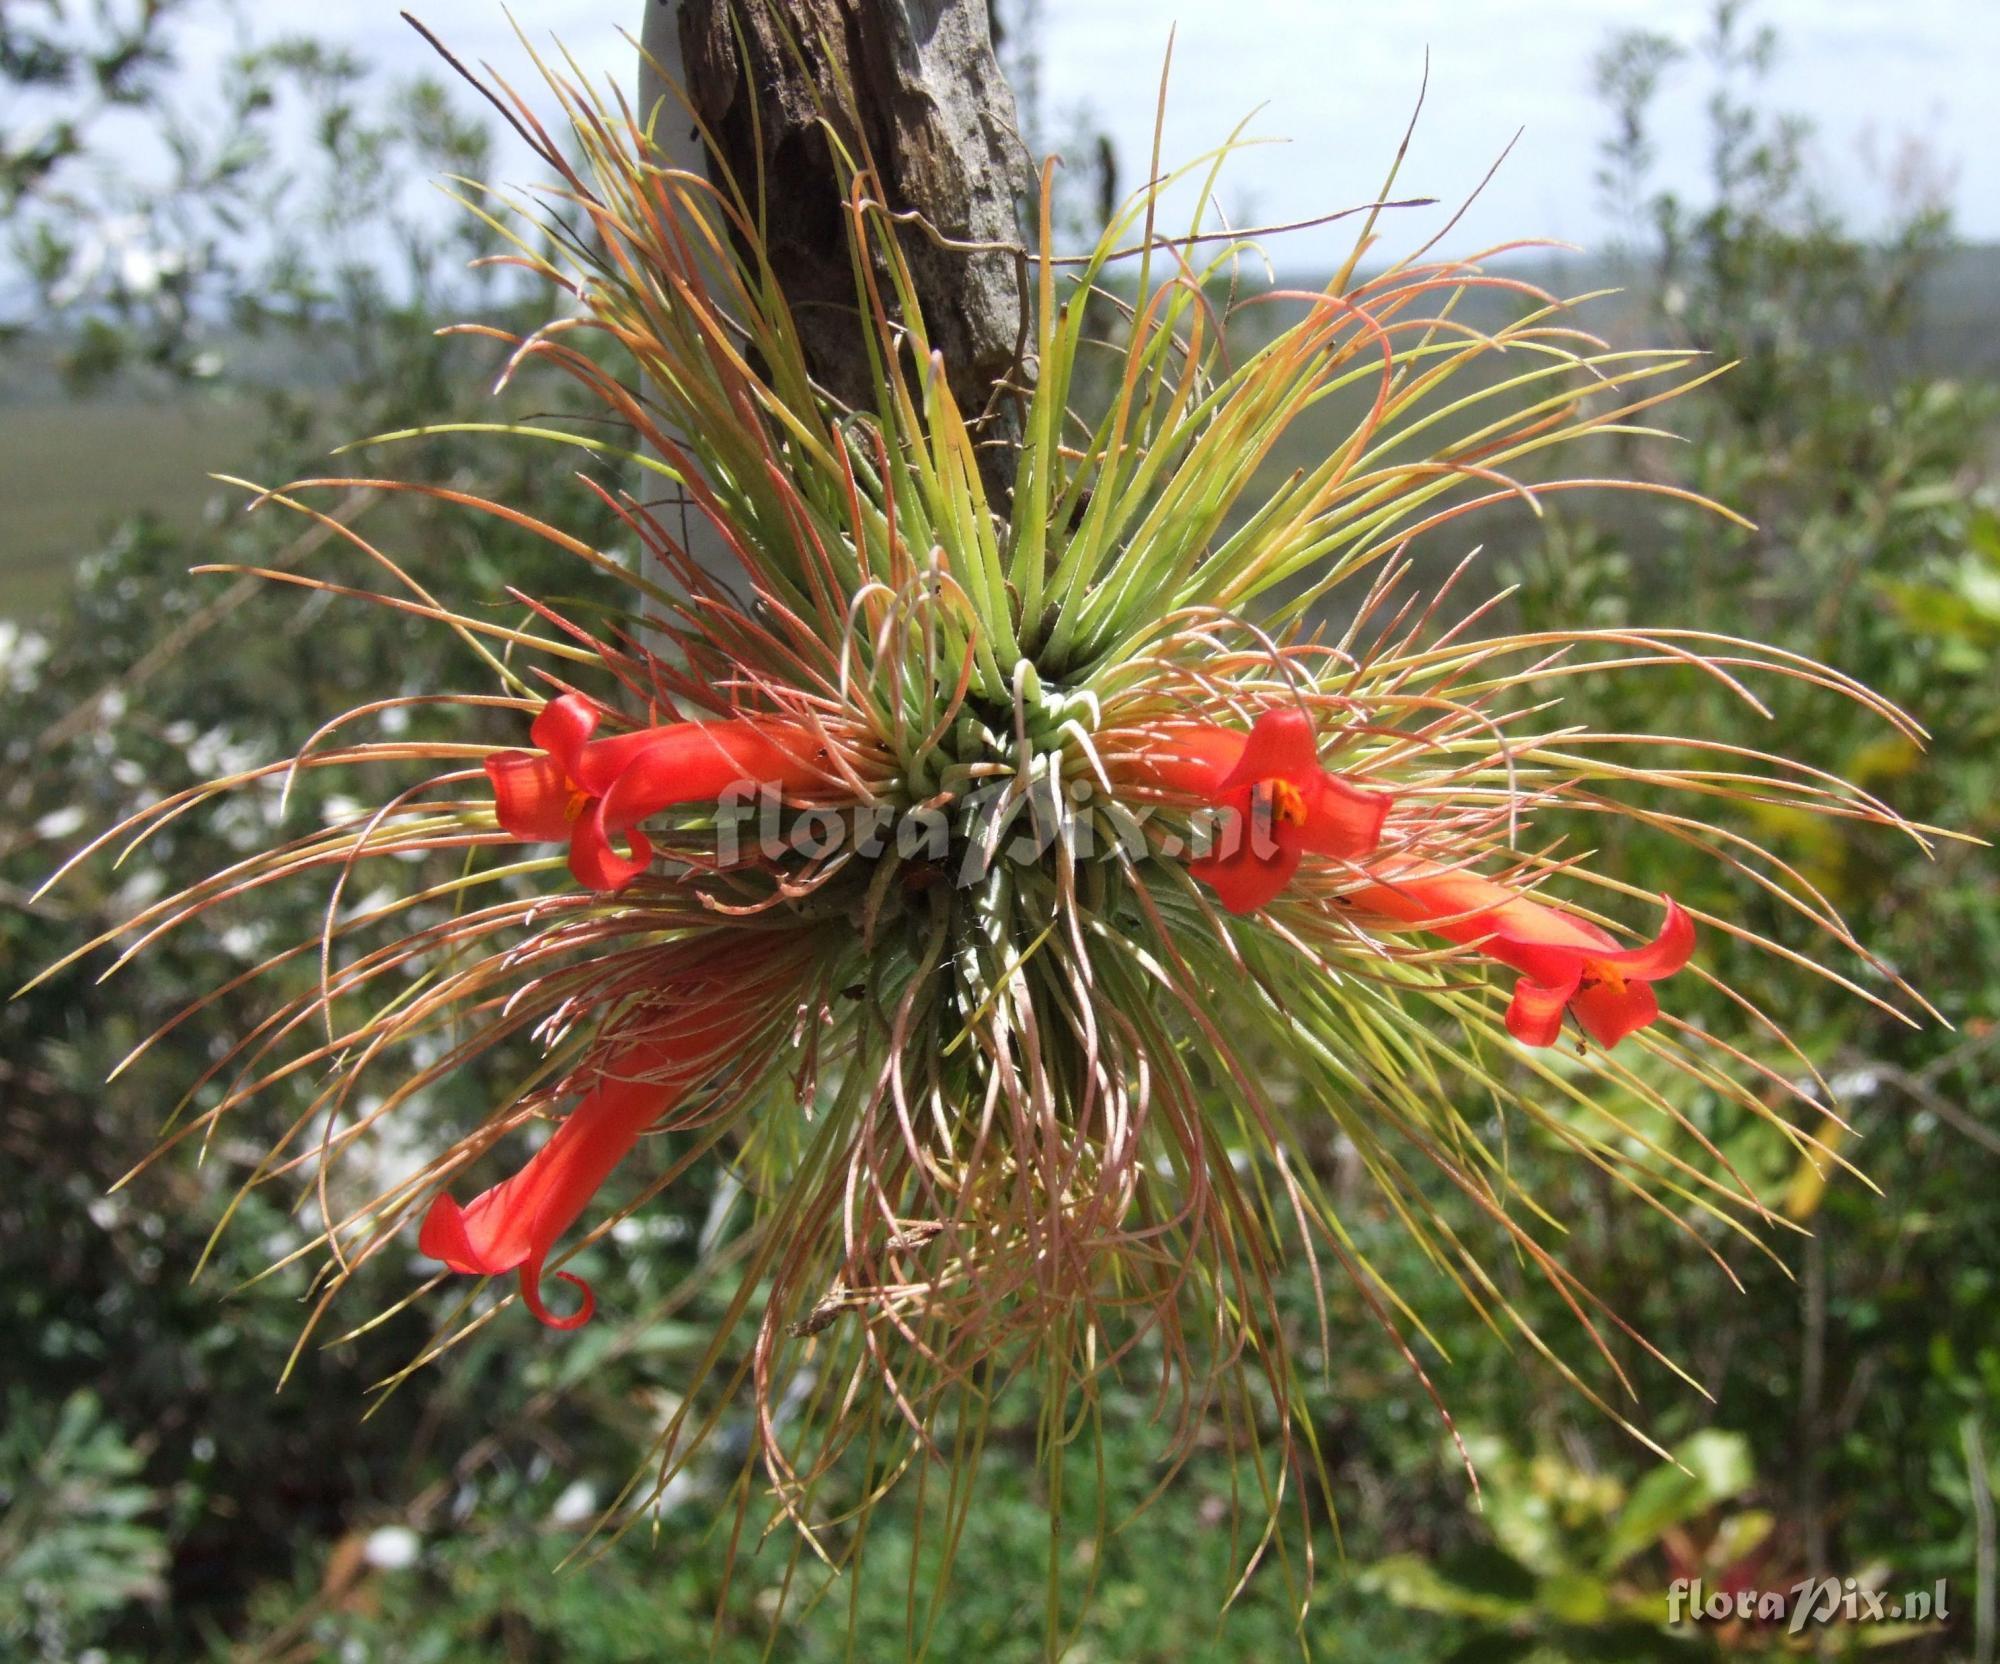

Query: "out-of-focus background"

xmin=2 ymin=2 xmax=1995 ymax=1659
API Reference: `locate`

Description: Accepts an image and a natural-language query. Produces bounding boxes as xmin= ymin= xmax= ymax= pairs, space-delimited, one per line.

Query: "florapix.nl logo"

xmin=710 ymin=772 xmax=1267 ymax=886
xmin=1667 ymin=1575 xmax=1949 ymax=1636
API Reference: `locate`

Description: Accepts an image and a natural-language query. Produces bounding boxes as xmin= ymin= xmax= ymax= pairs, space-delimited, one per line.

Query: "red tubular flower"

xmin=1124 ymin=709 xmax=1390 ymax=913
xmin=418 ymin=975 xmax=762 ymax=1327
xmin=1345 ymin=863 xmax=1696 ymax=1048
xmin=484 ymin=693 xmax=829 ymax=890
xmin=418 ymin=1053 xmax=678 ymax=1328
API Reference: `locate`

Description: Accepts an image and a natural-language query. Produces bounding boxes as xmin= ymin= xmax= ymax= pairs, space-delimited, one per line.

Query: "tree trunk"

xmin=639 ymin=0 xmax=1033 ymax=501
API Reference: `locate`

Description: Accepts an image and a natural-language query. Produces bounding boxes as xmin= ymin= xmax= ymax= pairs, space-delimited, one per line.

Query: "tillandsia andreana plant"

xmin=35 ymin=29 xmax=1945 ymax=1638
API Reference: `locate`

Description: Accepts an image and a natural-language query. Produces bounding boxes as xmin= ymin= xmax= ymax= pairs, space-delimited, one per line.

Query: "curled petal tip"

xmin=528 ymin=692 xmax=599 ymax=767
xmin=1656 ymin=896 xmax=1697 ymax=966
xmin=1598 ymin=895 xmax=1697 ymax=980
xmin=568 ymin=815 xmax=652 ymax=890
xmin=520 ymin=1265 xmax=596 ymax=1330
xmin=417 ymin=1191 xmax=467 ymax=1264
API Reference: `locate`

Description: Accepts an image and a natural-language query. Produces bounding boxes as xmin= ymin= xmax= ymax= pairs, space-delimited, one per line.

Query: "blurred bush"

xmin=0 ymin=1389 xmax=168 ymax=1662
xmin=1 ymin=2 xmax=1994 ymax=1658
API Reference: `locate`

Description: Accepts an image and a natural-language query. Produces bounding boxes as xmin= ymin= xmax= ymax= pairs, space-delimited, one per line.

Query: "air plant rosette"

xmin=37 ymin=30 xmax=1943 ymax=1637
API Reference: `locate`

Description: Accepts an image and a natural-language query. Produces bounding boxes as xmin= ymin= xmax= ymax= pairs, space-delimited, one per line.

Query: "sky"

xmin=1030 ymin=0 xmax=1999 ymax=260
xmin=127 ymin=1 xmax=2000 ymax=266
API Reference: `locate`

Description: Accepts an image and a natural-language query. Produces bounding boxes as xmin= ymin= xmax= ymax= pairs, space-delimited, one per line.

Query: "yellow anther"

xmin=1265 ymin=778 xmax=1309 ymax=828
xmin=1581 ymin=958 xmax=1628 ymax=996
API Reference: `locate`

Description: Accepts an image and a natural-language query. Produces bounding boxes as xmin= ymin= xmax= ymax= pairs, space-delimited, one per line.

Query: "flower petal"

xmin=1216 ymin=708 xmax=1320 ymax=793
xmin=566 ymin=726 xmax=689 ymax=797
xmin=485 ymin=750 xmax=577 ymax=841
xmin=1186 ymin=787 xmax=1305 ymax=913
xmin=583 ymin=720 xmax=825 ymax=812
xmin=1505 ymin=975 xmax=1573 ymax=1047
xmin=416 ymin=1190 xmax=498 ymax=1276
xmin=517 ymin=1263 xmax=595 ymax=1331
xmin=1297 ymin=773 xmax=1390 ymax=861
xmin=568 ymin=805 xmax=653 ymax=891
xmin=419 ymin=1065 xmax=677 ymax=1325
xmin=1188 ymin=841 xmax=1303 ymax=913
xmin=1119 ymin=724 xmax=1248 ymax=798
xmin=1598 ymin=897 xmax=1696 ymax=982
xmin=1571 ymin=974 xmax=1662 ymax=1048
xmin=529 ymin=693 xmax=600 ymax=778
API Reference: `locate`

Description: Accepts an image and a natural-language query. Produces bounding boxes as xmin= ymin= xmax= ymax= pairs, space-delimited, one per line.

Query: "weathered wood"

xmin=639 ymin=0 xmax=1034 ymax=496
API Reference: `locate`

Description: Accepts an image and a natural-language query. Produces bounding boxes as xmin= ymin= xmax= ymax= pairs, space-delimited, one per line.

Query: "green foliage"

xmin=3 ymin=0 xmax=1996 ymax=1658
xmin=3 ymin=0 xmax=501 ymax=389
xmin=0 ymin=1389 xmax=168 ymax=1662
xmin=1366 ymin=1431 xmax=1935 ymax=1659
xmin=1371 ymin=5 xmax=2000 ymax=1656
xmin=1 ymin=0 xmax=191 ymax=213
xmin=0 ymin=9 xmax=635 ymax=1656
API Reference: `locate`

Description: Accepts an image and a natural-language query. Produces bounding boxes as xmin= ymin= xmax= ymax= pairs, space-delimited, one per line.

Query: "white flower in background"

xmin=48 ymin=213 xmax=186 ymax=305
xmin=549 ymin=1480 xmax=596 ymax=1525
xmin=362 ymin=1525 xmax=421 ymax=1570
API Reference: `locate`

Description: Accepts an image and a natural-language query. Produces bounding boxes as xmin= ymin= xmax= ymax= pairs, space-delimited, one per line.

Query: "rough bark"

xmin=640 ymin=0 xmax=1034 ymax=495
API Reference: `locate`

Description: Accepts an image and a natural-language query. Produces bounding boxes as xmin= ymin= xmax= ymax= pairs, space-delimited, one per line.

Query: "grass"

xmin=0 ymin=395 xmax=267 ymax=619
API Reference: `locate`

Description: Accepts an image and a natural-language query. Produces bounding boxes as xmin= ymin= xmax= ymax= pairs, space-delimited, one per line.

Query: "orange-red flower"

xmin=1123 ymin=709 xmax=1390 ymax=913
xmin=1345 ymin=863 xmax=1695 ymax=1048
xmin=485 ymin=693 xmax=828 ymax=889
xmin=419 ymin=1049 xmax=680 ymax=1327
xmin=418 ymin=964 xmax=770 ymax=1327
